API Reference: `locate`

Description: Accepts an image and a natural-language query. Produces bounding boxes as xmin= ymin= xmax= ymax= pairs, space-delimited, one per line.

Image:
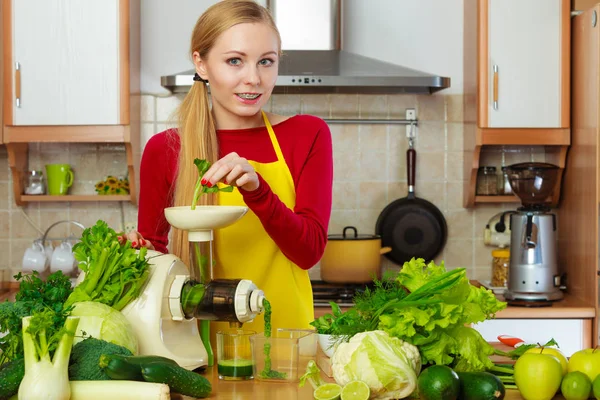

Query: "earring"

xmin=193 ymin=73 xmax=209 ymax=83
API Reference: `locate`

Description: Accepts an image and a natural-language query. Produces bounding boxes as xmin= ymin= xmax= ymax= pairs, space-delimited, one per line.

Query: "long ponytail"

xmin=170 ymin=81 xmax=218 ymax=265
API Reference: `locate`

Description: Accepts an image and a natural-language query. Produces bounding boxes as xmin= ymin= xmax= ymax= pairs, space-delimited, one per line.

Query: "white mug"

xmin=50 ymin=241 xmax=75 ymax=274
xmin=44 ymin=242 xmax=54 ymax=268
xmin=22 ymin=241 xmax=47 ymax=272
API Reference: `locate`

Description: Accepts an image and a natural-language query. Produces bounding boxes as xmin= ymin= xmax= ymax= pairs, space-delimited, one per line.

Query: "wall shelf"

xmin=20 ymin=195 xmax=131 ymax=202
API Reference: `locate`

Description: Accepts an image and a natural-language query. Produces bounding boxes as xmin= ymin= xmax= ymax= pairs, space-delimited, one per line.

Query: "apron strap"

xmin=261 ymin=110 xmax=285 ymax=163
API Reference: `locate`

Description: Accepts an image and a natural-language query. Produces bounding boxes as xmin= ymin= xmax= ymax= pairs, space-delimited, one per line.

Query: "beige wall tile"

xmin=141 ymin=95 xmax=156 ymax=122
xmin=271 ymin=94 xmax=302 ymax=115
xmin=417 ymin=94 xmax=446 ymax=121
xmin=359 ymin=125 xmax=387 ymax=152
xmin=446 ymin=94 xmax=464 ymax=122
xmin=443 ymin=238 xmax=474 ymax=269
xmin=0 ymin=213 xmax=8 ymax=239
xmin=387 ymin=182 xmax=408 ymax=201
xmin=156 ymin=94 xmax=182 ymax=123
xmin=97 ymin=151 xmax=128 ymax=179
xmin=388 ymin=95 xmax=417 ymax=118
xmin=308 ymin=264 xmax=321 ymax=281
xmin=329 ymin=210 xmax=359 ymax=235
xmin=388 ymin=144 xmax=407 ymax=182
xmin=70 ymin=145 xmax=99 ymax=181
xmin=70 ymin=209 xmax=104 ymax=231
xmin=357 ymin=209 xmax=382 ymax=235
xmin=416 ymin=122 xmax=445 ymax=153
xmin=446 ymin=209 xmax=474 ymax=239
xmin=359 ymin=151 xmax=387 ymax=182
xmin=447 ymin=122 xmax=464 ymax=152
xmin=330 ymin=124 xmax=359 ymax=152
xmin=10 ymin=239 xmax=32 ymax=271
xmin=359 ymin=182 xmax=387 ymax=210
xmin=415 ymin=151 xmax=445 ymax=181
xmin=416 ymin=182 xmax=445 ymax=210
xmin=40 ymin=210 xmax=71 ymax=238
xmin=446 ymin=181 xmax=466 ymax=211
xmin=301 ymin=95 xmax=331 ymax=118
xmin=0 ymin=183 xmax=8 ymax=210
xmin=0 ymin=240 xmax=9 ymax=270
xmin=10 ymin=209 xmax=40 ymax=239
xmin=447 ymin=152 xmax=464 ymax=182
xmin=141 ymin=123 xmax=157 ymax=152
xmin=474 ymin=266 xmax=493 ymax=283
xmin=331 ymin=94 xmax=359 ymax=118
xmin=333 ymin=152 xmax=359 ymax=182
xmin=474 ymin=239 xmax=494 ymax=268
xmin=332 ymin=181 xmax=359 ymax=210
xmin=359 ymin=95 xmax=387 ymax=119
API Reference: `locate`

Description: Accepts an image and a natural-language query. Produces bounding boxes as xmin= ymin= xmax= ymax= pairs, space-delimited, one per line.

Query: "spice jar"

xmin=499 ymin=166 xmax=513 ymax=195
xmin=476 ymin=166 xmax=498 ymax=195
xmin=22 ymin=170 xmax=45 ymax=195
xmin=491 ymin=248 xmax=510 ymax=287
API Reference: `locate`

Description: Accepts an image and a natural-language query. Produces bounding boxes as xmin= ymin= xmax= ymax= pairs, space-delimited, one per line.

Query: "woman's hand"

xmin=201 ymin=152 xmax=260 ymax=192
xmin=117 ymin=231 xmax=155 ymax=250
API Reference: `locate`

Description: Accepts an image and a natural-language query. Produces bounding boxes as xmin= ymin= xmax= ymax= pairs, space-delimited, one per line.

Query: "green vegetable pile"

xmin=311 ymin=258 xmax=508 ymax=372
xmin=64 ymin=220 xmax=150 ymax=311
xmin=191 ymin=159 xmax=234 ymax=210
xmin=0 ymin=271 xmax=73 ymax=365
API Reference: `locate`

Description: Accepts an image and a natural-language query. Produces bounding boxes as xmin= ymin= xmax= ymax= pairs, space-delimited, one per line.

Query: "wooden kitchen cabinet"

xmin=463 ymin=0 xmax=571 ymax=207
xmin=1 ymin=0 xmax=141 ymax=205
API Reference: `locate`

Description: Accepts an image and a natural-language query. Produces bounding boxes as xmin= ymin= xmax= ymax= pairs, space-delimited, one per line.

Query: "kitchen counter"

xmin=180 ymin=365 xmax=563 ymax=399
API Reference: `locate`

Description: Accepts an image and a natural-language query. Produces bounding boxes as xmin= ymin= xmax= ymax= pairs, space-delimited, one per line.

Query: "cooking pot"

xmin=320 ymin=226 xmax=392 ymax=283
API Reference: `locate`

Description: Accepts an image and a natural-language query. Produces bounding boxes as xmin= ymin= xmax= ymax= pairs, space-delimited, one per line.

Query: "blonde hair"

xmin=170 ymin=0 xmax=281 ymax=264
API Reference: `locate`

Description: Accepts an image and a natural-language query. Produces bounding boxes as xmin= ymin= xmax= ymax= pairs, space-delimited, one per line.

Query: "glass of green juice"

xmin=216 ymin=330 xmax=256 ymax=380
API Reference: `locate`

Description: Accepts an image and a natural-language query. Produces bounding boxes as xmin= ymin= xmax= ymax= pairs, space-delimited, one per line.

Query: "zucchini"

xmin=99 ymin=354 xmax=179 ymax=381
xmin=0 ymin=358 xmax=25 ymax=400
xmin=457 ymin=371 xmax=505 ymax=400
xmin=141 ymin=363 xmax=212 ymax=398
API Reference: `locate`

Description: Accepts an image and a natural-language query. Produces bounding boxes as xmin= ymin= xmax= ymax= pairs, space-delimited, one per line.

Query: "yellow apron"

xmin=213 ymin=111 xmax=314 ymax=335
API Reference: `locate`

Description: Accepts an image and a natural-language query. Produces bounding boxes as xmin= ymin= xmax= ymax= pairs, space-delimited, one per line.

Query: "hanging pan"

xmin=375 ymin=144 xmax=447 ymax=265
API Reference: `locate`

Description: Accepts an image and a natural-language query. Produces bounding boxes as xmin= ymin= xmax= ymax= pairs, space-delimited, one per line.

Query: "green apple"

xmin=514 ymin=353 xmax=563 ymax=400
xmin=568 ymin=348 xmax=600 ymax=382
xmin=525 ymin=346 xmax=568 ymax=376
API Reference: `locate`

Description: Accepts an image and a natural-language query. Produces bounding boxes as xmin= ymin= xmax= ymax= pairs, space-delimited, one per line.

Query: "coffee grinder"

xmin=503 ymin=162 xmax=563 ymax=302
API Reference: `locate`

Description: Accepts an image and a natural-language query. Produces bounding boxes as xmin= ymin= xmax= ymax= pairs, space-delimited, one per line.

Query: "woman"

xmin=132 ymin=0 xmax=333 ymax=333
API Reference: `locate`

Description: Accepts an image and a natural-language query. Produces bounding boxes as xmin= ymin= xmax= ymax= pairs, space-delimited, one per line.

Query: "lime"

xmin=341 ymin=380 xmax=370 ymax=400
xmin=417 ymin=365 xmax=460 ymax=400
xmin=314 ymin=383 xmax=342 ymax=400
xmin=592 ymin=374 xmax=600 ymax=399
xmin=561 ymin=371 xmax=592 ymax=400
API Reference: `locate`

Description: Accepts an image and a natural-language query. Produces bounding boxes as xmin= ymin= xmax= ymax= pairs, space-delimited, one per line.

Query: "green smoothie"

xmin=217 ymin=358 xmax=254 ymax=378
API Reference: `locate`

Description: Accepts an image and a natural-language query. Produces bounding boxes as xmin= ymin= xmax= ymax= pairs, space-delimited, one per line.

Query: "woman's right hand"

xmin=117 ymin=231 xmax=155 ymax=250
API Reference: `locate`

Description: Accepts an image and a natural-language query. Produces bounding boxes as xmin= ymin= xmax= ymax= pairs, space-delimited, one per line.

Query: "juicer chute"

xmin=121 ymin=205 xmax=267 ymax=370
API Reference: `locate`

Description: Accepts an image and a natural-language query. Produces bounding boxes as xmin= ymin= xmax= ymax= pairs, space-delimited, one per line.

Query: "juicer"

xmin=121 ymin=206 xmax=266 ymax=370
xmin=503 ymin=163 xmax=563 ymax=302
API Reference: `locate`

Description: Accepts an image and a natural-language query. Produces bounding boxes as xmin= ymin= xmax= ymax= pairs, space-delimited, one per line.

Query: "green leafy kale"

xmin=191 ymin=159 xmax=234 ymax=210
xmin=0 ymin=271 xmax=73 ymax=365
xmin=63 ymin=220 xmax=150 ymax=311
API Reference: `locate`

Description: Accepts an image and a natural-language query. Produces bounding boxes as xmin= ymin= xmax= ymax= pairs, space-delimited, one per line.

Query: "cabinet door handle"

xmin=493 ymin=64 xmax=499 ymax=110
xmin=15 ymin=62 xmax=21 ymax=108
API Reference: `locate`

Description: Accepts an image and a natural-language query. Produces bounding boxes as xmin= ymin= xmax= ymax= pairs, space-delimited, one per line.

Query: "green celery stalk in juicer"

xmin=191 ymin=159 xmax=234 ymax=210
xmin=259 ymin=299 xmax=286 ymax=379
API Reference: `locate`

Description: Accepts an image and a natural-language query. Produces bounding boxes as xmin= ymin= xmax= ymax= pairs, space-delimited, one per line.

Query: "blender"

xmin=121 ymin=205 xmax=266 ymax=370
xmin=503 ymin=162 xmax=563 ymax=302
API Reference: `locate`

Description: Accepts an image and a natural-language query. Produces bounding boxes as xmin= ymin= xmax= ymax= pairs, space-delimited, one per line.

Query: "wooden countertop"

xmin=179 ymin=365 xmax=564 ymax=400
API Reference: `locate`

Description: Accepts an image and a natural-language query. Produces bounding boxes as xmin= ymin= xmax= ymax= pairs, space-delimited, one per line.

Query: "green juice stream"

xmin=259 ymin=299 xmax=286 ymax=379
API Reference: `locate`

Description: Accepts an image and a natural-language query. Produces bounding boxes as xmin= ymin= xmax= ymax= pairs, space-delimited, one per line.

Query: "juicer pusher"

xmin=120 ymin=205 xmax=266 ymax=370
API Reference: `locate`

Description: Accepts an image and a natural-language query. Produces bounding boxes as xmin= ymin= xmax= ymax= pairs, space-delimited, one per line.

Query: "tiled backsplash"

xmin=0 ymin=93 xmax=515 ymax=283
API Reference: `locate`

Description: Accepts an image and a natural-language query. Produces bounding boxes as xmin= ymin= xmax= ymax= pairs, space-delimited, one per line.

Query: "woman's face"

xmin=194 ymin=22 xmax=280 ymax=127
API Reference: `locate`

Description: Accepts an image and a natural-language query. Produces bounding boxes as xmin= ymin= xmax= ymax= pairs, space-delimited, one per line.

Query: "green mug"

xmin=45 ymin=164 xmax=74 ymax=195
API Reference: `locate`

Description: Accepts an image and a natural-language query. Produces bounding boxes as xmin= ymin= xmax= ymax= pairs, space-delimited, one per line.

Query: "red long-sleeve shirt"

xmin=137 ymin=114 xmax=333 ymax=270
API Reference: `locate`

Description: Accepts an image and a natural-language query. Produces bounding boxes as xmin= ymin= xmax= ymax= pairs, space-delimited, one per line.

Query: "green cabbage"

xmin=69 ymin=301 xmax=138 ymax=355
xmin=331 ymin=330 xmax=421 ymax=399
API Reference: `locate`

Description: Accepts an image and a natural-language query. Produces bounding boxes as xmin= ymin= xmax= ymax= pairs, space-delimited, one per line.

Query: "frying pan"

xmin=375 ymin=146 xmax=447 ymax=265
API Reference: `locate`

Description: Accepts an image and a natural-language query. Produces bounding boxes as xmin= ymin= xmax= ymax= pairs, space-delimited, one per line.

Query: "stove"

xmin=311 ymin=280 xmax=373 ymax=307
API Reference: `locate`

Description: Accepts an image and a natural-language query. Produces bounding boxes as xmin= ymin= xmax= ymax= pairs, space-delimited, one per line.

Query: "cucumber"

xmin=99 ymin=354 xmax=179 ymax=381
xmin=0 ymin=358 xmax=25 ymax=400
xmin=457 ymin=371 xmax=505 ymax=400
xmin=141 ymin=363 xmax=212 ymax=398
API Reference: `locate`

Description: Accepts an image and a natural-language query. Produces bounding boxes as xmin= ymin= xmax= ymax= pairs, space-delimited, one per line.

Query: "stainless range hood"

xmin=161 ymin=1 xmax=450 ymax=94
